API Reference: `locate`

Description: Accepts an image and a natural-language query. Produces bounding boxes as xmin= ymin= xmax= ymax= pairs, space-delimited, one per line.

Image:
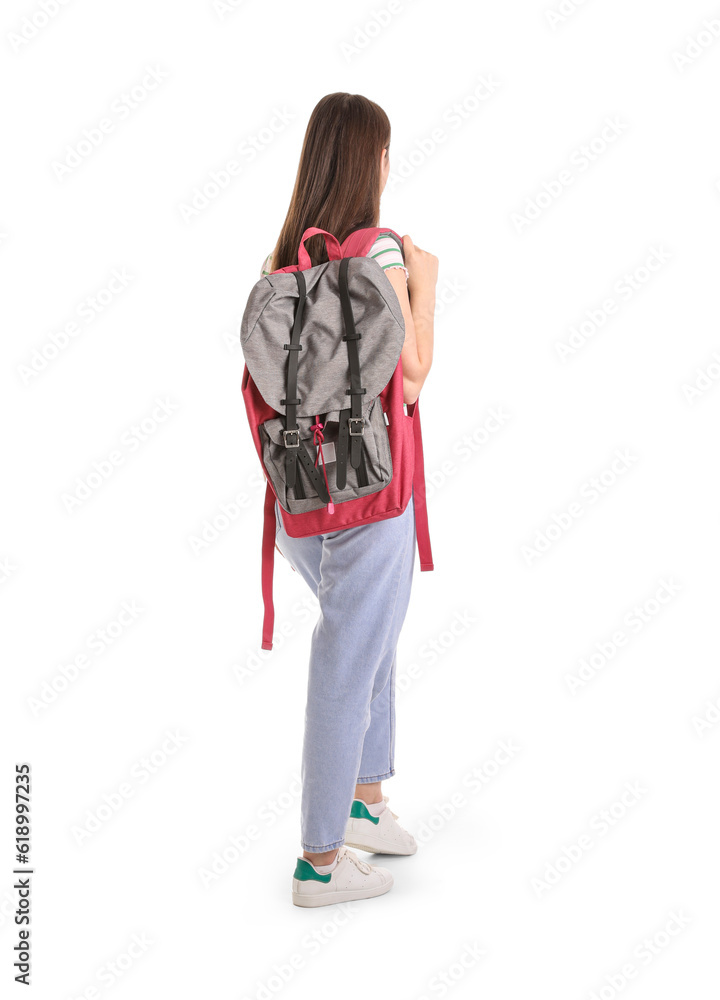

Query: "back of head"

xmin=272 ymin=93 xmax=391 ymax=271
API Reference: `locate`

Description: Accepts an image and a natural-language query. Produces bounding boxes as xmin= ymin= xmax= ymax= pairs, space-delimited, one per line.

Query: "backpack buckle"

xmin=348 ymin=417 xmax=364 ymax=436
xmin=283 ymin=429 xmax=300 ymax=448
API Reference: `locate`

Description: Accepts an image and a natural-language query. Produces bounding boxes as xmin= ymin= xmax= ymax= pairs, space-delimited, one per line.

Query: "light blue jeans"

xmin=275 ymin=492 xmax=416 ymax=852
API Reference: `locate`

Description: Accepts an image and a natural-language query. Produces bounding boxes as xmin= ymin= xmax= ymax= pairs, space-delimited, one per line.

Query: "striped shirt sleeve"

xmin=261 ymin=253 xmax=273 ymax=278
xmin=368 ymin=233 xmax=409 ymax=281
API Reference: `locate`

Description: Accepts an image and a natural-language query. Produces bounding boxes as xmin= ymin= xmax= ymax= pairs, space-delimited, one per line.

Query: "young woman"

xmin=261 ymin=92 xmax=438 ymax=907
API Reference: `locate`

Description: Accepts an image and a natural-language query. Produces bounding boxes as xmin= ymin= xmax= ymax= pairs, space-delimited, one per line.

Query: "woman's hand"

xmin=403 ymin=235 xmax=438 ymax=301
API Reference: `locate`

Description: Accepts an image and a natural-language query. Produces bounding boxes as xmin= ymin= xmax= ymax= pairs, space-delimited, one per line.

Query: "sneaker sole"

xmin=292 ymin=876 xmax=394 ymax=908
xmin=344 ymin=836 xmax=417 ymax=856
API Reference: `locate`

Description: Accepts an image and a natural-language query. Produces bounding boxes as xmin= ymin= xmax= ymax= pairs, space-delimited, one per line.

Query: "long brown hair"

xmin=271 ymin=93 xmax=391 ymax=271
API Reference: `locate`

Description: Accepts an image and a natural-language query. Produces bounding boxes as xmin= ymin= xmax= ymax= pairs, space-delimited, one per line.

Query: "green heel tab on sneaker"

xmin=350 ymin=800 xmax=380 ymax=824
xmin=293 ymin=858 xmax=332 ymax=882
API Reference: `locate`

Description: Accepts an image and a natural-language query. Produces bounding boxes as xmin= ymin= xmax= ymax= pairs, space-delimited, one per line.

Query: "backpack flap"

xmin=241 ymin=257 xmax=404 ymax=416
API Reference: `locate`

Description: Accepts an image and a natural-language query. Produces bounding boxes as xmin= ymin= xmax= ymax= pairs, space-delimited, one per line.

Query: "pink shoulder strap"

xmin=408 ymin=399 xmax=434 ymax=571
xmin=261 ymin=481 xmax=276 ymax=650
xmin=341 ymin=227 xmax=403 ymax=259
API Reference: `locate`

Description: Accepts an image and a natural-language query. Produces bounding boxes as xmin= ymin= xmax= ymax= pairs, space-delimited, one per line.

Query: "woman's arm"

xmin=386 ymin=236 xmax=438 ymax=405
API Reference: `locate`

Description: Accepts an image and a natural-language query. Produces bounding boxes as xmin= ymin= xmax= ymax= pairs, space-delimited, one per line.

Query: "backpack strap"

xmin=280 ymin=270 xmax=331 ymax=505
xmin=408 ymin=398 xmax=434 ymax=571
xmin=261 ymin=481 xmax=277 ymax=650
xmin=281 ymin=271 xmax=307 ymax=493
xmin=341 ymin=226 xmax=404 ymax=259
xmin=338 ymin=257 xmax=368 ymax=474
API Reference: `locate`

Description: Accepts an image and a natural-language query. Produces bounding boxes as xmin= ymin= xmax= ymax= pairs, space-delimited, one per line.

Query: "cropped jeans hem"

xmin=356 ymin=769 xmax=395 ymax=783
xmin=302 ymin=838 xmax=346 ymax=853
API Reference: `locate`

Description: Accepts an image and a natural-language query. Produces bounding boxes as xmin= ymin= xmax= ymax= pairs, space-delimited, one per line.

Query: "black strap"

xmin=356 ymin=445 xmax=369 ymax=487
xmin=336 ymin=409 xmax=350 ymax=490
xmin=335 ymin=408 xmax=369 ymax=490
xmin=284 ymin=271 xmax=307 ymax=488
xmin=295 ymin=440 xmax=330 ymax=504
xmin=339 ymin=257 xmax=366 ymax=470
xmin=292 ymin=464 xmax=306 ymax=500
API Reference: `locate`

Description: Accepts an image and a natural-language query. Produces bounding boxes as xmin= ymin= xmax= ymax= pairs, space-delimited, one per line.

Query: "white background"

xmin=2 ymin=0 xmax=720 ymax=997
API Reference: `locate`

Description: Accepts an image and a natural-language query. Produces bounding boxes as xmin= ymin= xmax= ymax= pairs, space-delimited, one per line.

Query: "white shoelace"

xmin=339 ymin=846 xmax=373 ymax=874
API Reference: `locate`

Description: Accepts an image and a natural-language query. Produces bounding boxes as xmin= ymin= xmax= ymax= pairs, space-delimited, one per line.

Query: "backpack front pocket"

xmin=261 ymin=396 xmax=393 ymax=514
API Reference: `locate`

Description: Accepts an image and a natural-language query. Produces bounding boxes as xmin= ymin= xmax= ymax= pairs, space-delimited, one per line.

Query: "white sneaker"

xmin=292 ymin=846 xmax=393 ymax=907
xmin=344 ymin=796 xmax=418 ymax=855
